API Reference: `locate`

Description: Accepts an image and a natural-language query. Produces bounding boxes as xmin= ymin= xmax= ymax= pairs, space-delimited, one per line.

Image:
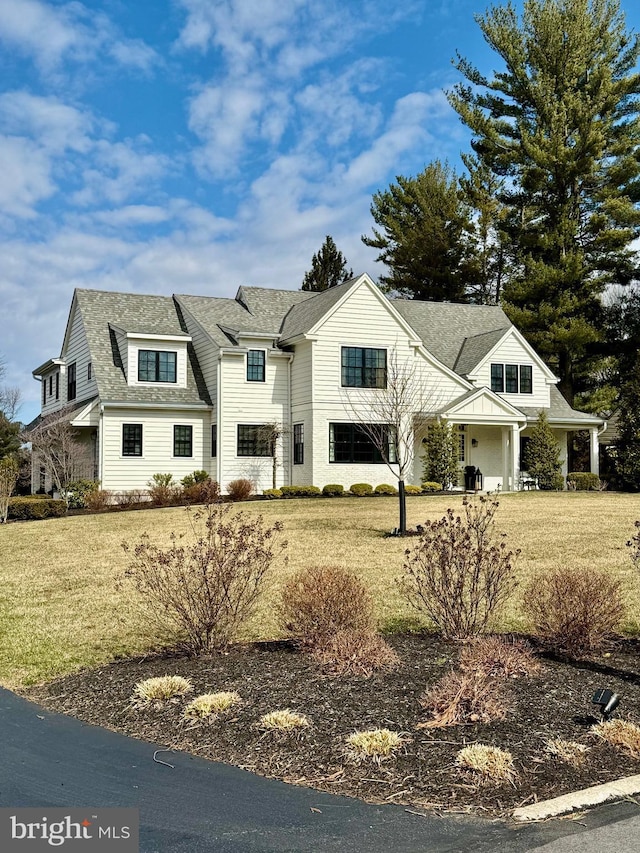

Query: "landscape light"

xmin=592 ymin=688 xmax=620 ymax=721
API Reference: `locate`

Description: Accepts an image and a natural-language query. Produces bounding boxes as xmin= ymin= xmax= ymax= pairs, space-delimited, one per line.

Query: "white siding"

xmin=100 ymin=407 xmax=210 ymax=493
xmin=218 ymin=346 xmax=290 ymax=493
xmin=303 ymin=282 xmax=467 ymax=489
xmin=127 ymin=339 xmax=189 ymax=388
xmin=40 ymin=304 xmax=97 ymax=417
xmin=471 ymin=333 xmax=551 ymax=409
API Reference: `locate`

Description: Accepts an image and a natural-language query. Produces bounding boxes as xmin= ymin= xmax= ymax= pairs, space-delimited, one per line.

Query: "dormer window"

xmin=138 ymin=350 xmax=177 ymax=383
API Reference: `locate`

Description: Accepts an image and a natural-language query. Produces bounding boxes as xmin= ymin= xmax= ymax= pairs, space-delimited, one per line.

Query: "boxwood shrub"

xmin=8 ymin=496 xmax=67 ymax=520
xmin=279 ymin=485 xmax=322 ymax=497
xmin=567 ymin=472 xmax=601 ymax=491
xmin=404 ymin=485 xmax=423 ymax=495
xmin=374 ymin=483 xmax=398 ymax=495
xmin=262 ymin=488 xmax=282 ymax=499
xmin=322 ymin=484 xmax=344 ymax=497
xmin=421 ymin=481 xmax=442 ymax=492
xmin=349 ymin=483 xmax=373 ymax=496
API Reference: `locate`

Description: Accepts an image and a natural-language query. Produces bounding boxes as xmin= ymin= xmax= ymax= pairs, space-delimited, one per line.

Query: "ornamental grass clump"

xmin=419 ymin=669 xmax=508 ymax=728
xmin=455 ymin=744 xmax=516 ymax=784
xmin=311 ymin=628 xmax=400 ymax=678
xmin=258 ymin=709 xmax=310 ymax=731
xmin=184 ymin=691 xmax=241 ymax=719
xmin=132 ymin=675 xmax=193 ymax=703
xmin=522 ymin=567 xmax=625 ymax=657
xmin=594 ymin=719 xmax=640 ymax=758
xmin=400 ymin=497 xmax=519 ymax=639
xmin=346 ymin=728 xmax=404 ymax=762
xmin=545 ymin=739 xmax=589 ymax=766
xmin=458 ymin=636 xmax=541 ymax=679
xmin=123 ymin=498 xmax=287 ymax=655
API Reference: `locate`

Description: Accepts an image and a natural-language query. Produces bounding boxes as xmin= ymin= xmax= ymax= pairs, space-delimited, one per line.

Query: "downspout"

xmin=287 ymin=353 xmax=293 ymax=486
xmin=99 ymin=403 xmax=105 ymax=488
xmin=216 ymin=355 xmax=222 ymax=487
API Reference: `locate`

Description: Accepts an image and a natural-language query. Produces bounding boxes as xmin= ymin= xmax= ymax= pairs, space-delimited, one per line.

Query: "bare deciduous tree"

xmin=0 ymin=357 xmax=21 ymax=421
xmin=343 ymin=350 xmax=439 ymax=534
xmin=22 ymin=410 xmax=90 ymax=500
xmin=0 ymin=456 xmax=19 ymax=523
xmin=257 ymin=422 xmax=289 ymax=490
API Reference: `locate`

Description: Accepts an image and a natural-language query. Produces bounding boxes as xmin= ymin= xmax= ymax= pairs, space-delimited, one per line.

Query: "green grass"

xmin=1 ymin=492 xmax=639 ymax=688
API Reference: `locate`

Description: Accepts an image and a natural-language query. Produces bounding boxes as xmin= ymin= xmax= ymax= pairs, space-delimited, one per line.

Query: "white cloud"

xmin=0 ymin=0 xmax=158 ymax=75
xmin=0 ymin=91 xmax=93 ymax=153
xmin=0 ymin=137 xmax=54 ymax=218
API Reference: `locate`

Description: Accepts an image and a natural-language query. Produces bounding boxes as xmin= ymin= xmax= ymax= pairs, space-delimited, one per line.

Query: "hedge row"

xmin=8 ymin=496 xmax=67 ymax=520
xmin=263 ymin=482 xmax=446 ymax=499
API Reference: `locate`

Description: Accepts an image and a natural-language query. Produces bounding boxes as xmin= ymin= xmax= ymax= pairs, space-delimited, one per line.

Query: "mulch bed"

xmin=25 ymin=634 xmax=640 ymax=818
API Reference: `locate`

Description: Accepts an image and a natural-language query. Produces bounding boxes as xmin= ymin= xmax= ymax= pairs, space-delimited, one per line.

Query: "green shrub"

xmin=404 ymin=485 xmax=422 ymax=495
xmin=8 ymin=496 xmax=67 ymax=520
xmin=374 ymin=483 xmax=398 ymax=495
xmin=181 ymin=470 xmax=210 ymax=488
xmin=566 ymin=472 xmax=601 ymax=491
xmin=421 ymin=481 xmax=442 ymax=493
xmin=64 ymin=479 xmax=100 ymax=509
xmin=279 ymin=485 xmax=322 ymax=497
xmin=349 ymin=483 xmax=373 ymax=496
xmin=523 ymin=411 xmax=562 ymax=489
xmin=226 ymin=478 xmax=253 ymax=501
xmin=322 ymin=484 xmax=344 ymax=497
xmin=263 ymin=488 xmax=282 ymax=499
xmin=422 ymin=421 xmax=459 ymax=490
xmin=147 ymin=473 xmax=178 ymax=506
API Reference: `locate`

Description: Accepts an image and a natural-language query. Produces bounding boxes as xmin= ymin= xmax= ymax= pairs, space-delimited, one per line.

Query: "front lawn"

xmin=1 ymin=492 xmax=639 ymax=688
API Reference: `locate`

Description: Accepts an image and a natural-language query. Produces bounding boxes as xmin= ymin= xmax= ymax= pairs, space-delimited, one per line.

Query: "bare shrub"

xmin=279 ymin=565 xmax=373 ymax=649
xmin=419 ymin=669 xmax=508 ymax=728
xmin=227 ymin=478 xmax=253 ymax=501
xmin=522 ymin=567 xmax=625 ymax=657
xmin=400 ymin=497 xmax=519 ymax=639
xmin=123 ymin=500 xmax=287 ymax=654
xmin=455 ymin=744 xmax=516 ymax=783
xmin=458 ymin=636 xmax=541 ymax=679
xmin=147 ymin=473 xmax=179 ymax=506
xmin=628 ymin=520 xmax=640 ymax=569
xmin=311 ymin=628 xmax=400 ymax=677
xmin=183 ymin=479 xmax=219 ymax=505
xmin=84 ymin=489 xmax=112 ymax=511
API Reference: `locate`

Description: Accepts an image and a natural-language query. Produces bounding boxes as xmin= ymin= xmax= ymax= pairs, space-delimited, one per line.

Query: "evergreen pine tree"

xmin=615 ymin=353 xmax=640 ymax=491
xmin=523 ymin=410 xmax=563 ymax=490
xmin=301 ymin=236 xmax=352 ymax=292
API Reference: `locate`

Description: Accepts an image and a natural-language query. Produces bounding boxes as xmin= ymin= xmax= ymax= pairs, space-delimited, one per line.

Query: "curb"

xmin=513 ymin=774 xmax=640 ymax=821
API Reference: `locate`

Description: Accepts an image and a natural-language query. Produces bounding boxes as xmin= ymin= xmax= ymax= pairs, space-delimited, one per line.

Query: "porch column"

xmin=510 ymin=425 xmax=520 ymax=491
xmin=501 ymin=427 xmax=510 ymax=491
xmin=589 ymin=427 xmax=600 ymax=477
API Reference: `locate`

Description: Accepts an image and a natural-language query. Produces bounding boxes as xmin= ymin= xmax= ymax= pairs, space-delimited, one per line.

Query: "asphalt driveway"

xmin=1 ymin=688 xmax=638 ymax=853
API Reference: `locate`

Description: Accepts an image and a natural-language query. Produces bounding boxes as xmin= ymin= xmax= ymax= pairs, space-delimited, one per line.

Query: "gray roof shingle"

xmin=279 ymin=277 xmax=359 ymax=341
xmin=76 ymin=289 xmax=211 ymax=406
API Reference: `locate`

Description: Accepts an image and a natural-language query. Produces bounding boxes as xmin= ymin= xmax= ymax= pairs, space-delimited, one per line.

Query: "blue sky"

xmin=2 ymin=0 xmax=640 ymax=425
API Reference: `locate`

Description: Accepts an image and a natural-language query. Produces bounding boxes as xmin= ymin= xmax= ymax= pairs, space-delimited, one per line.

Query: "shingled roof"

xmin=75 ymin=289 xmax=211 ymax=406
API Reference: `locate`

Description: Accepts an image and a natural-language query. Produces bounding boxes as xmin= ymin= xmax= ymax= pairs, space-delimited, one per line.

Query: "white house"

xmin=30 ymin=274 xmax=604 ymax=495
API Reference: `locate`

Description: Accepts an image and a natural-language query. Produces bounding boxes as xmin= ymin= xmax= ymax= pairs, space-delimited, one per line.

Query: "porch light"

xmin=592 ymin=688 xmax=620 ymax=720
xmin=472 ymin=438 xmax=478 ymax=447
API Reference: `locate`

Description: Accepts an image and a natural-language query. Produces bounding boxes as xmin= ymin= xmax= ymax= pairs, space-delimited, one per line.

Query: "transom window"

xmin=247 ymin=350 xmax=265 ymax=382
xmin=329 ymin=423 xmax=396 ymax=464
xmin=138 ymin=350 xmax=177 ymax=383
xmin=173 ymin=425 xmax=193 ymax=457
xmin=237 ymin=424 xmax=273 ymax=457
xmin=490 ymin=363 xmax=532 ymax=394
xmin=122 ymin=423 xmax=142 ymax=457
xmin=341 ymin=347 xmax=387 ymax=388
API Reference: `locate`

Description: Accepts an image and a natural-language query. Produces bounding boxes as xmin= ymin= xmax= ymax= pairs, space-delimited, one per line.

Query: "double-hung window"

xmin=122 ymin=424 xmax=142 ymax=457
xmin=247 ymin=350 xmax=265 ymax=382
xmin=237 ymin=424 xmax=272 ymax=457
xmin=211 ymin=424 xmax=217 ymax=457
xmin=341 ymin=347 xmax=387 ymax=388
xmin=138 ymin=350 xmax=177 ymax=383
xmin=329 ymin=423 xmax=395 ymax=463
xmin=173 ymin=425 xmax=193 ymax=457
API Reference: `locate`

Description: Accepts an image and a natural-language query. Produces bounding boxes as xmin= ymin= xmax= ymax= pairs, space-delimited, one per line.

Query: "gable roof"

xmin=75 ymin=289 xmax=211 ymax=406
xmin=392 ymin=300 xmax=513 ymax=372
xmin=454 ymin=328 xmax=509 ymax=377
xmin=279 ymin=277 xmax=360 ymax=341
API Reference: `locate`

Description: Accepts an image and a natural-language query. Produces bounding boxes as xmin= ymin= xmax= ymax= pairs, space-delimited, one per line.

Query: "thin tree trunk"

xmin=398 ymin=479 xmax=407 ymax=535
